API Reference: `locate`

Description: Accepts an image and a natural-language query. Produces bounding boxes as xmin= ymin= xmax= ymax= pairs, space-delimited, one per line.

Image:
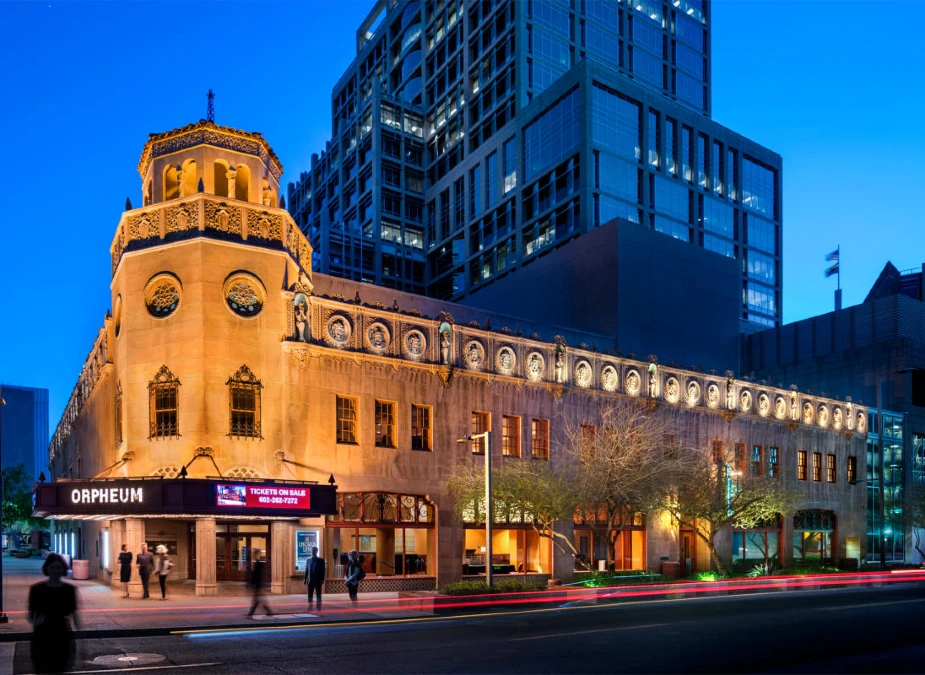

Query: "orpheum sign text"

xmin=71 ymin=487 xmax=144 ymax=505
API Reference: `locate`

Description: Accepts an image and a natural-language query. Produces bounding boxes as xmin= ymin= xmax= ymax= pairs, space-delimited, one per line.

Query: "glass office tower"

xmin=288 ymin=0 xmax=782 ymax=327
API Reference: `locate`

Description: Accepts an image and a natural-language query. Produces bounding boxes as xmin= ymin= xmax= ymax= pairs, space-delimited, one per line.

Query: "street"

xmin=8 ymin=583 xmax=925 ymax=674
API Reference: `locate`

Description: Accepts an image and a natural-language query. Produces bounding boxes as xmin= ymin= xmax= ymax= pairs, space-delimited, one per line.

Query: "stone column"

xmin=270 ymin=522 xmax=289 ymax=595
xmin=226 ymin=170 xmax=236 ymax=200
xmin=123 ymin=518 xmax=146 ymax=597
xmin=195 ymin=518 xmax=217 ymax=596
xmin=108 ymin=520 xmax=126 ymax=588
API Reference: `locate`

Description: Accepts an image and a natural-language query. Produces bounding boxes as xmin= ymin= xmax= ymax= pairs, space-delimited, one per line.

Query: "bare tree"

xmin=904 ymin=481 xmax=925 ymax=562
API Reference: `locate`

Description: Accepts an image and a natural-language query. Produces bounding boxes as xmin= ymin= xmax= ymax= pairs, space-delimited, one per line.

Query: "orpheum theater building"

xmin=39 ymin=119 xmax=869 ymax=596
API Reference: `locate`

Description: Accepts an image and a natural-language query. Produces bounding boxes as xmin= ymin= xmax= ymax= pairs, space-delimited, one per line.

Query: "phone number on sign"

xmin=256 ymin=496 xmax=300 ymax=505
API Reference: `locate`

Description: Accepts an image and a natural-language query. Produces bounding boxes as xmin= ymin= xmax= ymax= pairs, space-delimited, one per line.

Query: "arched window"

xmin=213 ymin=160 xmax=229 ymax=198
xmin=227 ymin=365 xmax=262 ymax=438
xmin=235 ymin=164 xmax=250 ymax=202
xmin=180 ymin=159 xmax=198 ymax=196
xmin=148 ymin=365 xmax=180 ymax=438
xmin=164 ymin=166 xmax=179 ymax=200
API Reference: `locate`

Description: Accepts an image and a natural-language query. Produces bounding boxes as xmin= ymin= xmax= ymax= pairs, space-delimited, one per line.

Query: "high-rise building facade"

xmin=0 ymin=384 xmax=49 ymax=483
xmin=289 ymin=0 xmax=782 ymax=328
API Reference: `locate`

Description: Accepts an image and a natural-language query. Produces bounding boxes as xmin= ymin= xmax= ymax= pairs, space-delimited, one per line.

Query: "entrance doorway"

xmin=214 ymin=524 xmax=270 ymax=582
xmin=681 ymin=530 xmax=696 ymax=576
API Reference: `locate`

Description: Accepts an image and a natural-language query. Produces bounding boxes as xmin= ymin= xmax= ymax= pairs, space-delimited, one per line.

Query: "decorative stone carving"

xmin=626 ymin=370 xmax=641 ymax=396
xmin=129 ymin=211 xmax=159 ymax=240
xmin=601 ymin=365 xmax=619 ymax=392
xmin=856 ymin=412 xmax=867 ymax=433
xmin=496 ymin=347 xmax=516 ymax=375
xmin=774 ymin=396 xmax=787 ymax=420
xmin=725 ymin=372 xmax=736 ymax=410
xmin=802 ymin=402 xmax=814 ymax=425
xmin=758 ymin=393 xmax=770 ymax=417
xmin=326 ymin=314 xmax=352 ymax=347
xmin=166 ymin=204 xmax=196 ymax=233
xmin=686 ymin=380 xmax=701 ymax=406
xmin=404 ymin=329 xmax=426 ymax=360
xmin=438 ymin=320 xmax=453 ymax=365
xmin=292 ymin=293 xmax=310 ymax=342
xmin=818 ymin=405 xmax=829 ymax=428
xmin=464 ymin=341 xmax=484 ymax=370
xmin=575 ymin=360 xmax=592 ymax=388
xmin=554 ymin=339 xmax=566 ymax=383
xmin=790 ymin=389 xmax=799 ymax=421
xmin=833 ymin=407 xmax=843 ymax=430
xmin=227 ymin=467 xmax=261 ymax=479
xmin=223 ymin=273 xmax=264 ymax=318
xmin=706 ymin=383 xmax=720 ymax=408
xmin=665 ymin=377 xmax=680 ymax=403
xmin=366 ymin=322 xmax=391 ymax=354
xmin=144 ymin=273 xmax=181 ymax=318
xmin=143 ymin=126 xmax=282 ymax=180
xmin=740 ymin=390 xmax=752 ymax=413
xmin=246 ymin=210 xmax=282 ymax=240
xmin=204 ymin=200 xmax=241 ymax=234
xmin=647 ymin=361 xmax=659 ymax=397
xmin=526 ymin=352 xmax=545 ymax=382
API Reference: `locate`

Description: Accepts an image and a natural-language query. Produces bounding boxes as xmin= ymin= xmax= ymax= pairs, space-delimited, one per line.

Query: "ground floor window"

xmin=792 ymin=510 xmax=836 ymax=564
xmin=463 ymin=528 xmax=552 ymax=575
xmin=572 ymin=526 xmax=645 ymax=572
xmin=329 ymin=526 xmax=433 ymax=576
xmin=732 ymin=531 xmax=780 ymax=568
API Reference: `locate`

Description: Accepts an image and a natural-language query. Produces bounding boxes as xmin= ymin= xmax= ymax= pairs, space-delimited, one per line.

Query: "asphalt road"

xmin=10 ymin=583 xmax=925 ymax=674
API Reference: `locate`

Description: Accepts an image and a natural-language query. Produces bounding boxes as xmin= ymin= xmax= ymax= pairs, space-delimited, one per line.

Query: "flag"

xmin=824 ymin=262 xmax=839 ymax=278
xmin=825 ymin=249 xmax=839 ymax=262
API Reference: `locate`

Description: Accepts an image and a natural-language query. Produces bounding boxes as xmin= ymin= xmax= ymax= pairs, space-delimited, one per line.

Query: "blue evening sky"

xmin=1 ymin=1 xmax=922 ymax=429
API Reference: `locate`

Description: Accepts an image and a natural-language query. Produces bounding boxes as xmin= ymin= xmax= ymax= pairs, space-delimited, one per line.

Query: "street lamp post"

xmin=458 ymin=432 xmax=493 ymax=589
xmin=0 ymin=388 xmax=8 ymax=622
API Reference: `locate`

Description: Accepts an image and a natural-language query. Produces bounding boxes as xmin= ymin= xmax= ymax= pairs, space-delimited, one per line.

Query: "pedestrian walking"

xmin=155 ymin=545 xmax=174 ymax=600
xmin=303 ymin=546 xmax=326 ymax=611
xmin=136 ymin=542 xmax=154 ymax=599
xmin=28 ymin=553 xmax=80 ymax=674
xmin=118 ymin=544 xmax=133 ymax=598
xmin=344 ymin=549 xmax=365 ymax=604
xmin=247 ymin=551 xmax=273 ymax=618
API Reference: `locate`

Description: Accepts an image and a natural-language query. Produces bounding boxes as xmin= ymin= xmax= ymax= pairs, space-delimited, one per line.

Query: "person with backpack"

xmin=344 ymin=549 xmax=365 ymax=604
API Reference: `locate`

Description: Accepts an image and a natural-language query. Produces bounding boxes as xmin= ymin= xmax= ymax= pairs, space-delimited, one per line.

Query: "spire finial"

xmin=206 ymin=89 xmax=215 ymax=123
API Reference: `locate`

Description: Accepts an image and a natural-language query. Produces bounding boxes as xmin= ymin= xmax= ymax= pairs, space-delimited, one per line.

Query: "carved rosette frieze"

xmin=464 ymin=340 xmax=485 ymax=371
xmin=365 ymin=320 xmax=392 ymax=355
xmin=601 ymin=365 xmax=619 ymax=392
xmin=403 ymin=328 xmax=427 ymax=361
xmin=324 ymin=313 xmax=353 ymax=348
xmin=574 ymin=360 xmax=592 ymax=388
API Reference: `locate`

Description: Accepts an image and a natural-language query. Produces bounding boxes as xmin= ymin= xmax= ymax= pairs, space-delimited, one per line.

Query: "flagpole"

xmin=835 ymin=244 xmax=842 ymax=311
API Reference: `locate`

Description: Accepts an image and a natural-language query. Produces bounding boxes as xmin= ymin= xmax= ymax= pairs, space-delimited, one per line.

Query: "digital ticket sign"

xmin=216 ymin=483 xmax=312 ymax=510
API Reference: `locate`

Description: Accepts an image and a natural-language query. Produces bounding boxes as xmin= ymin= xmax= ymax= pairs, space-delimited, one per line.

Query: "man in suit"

xmin=303 ymin=546 xmax=326 ymax=611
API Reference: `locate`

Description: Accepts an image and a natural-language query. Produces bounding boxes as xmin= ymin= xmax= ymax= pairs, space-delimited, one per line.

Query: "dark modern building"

xmin=0 ymin=384 xmax=50 ymax=483
xmin=288 ymin=0 xmax=783 ymax=330
xmin=744 ymin=263 xmax=925 ymax=563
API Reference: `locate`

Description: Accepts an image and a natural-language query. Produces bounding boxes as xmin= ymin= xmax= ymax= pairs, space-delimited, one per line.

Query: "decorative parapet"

xmin=110 ymin=195 xmax=311 ymax=278
xmin=287 ymin=295 xmax=867 ymax=436
xmin=49 ymin=327 xmax=111 ymax=465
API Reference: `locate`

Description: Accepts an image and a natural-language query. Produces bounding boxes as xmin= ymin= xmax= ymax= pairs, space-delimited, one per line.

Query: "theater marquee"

xmin=33 ymin=478 xmax=336 ymax=519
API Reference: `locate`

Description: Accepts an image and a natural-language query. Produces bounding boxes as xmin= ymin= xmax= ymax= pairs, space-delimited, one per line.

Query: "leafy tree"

xmin=2 ymin=463 xmax=44 ymax=532
xmin=904 ymin=481 xmax=925 ymax=562
xmin=658 ymin=442 xmax=796 ymax=576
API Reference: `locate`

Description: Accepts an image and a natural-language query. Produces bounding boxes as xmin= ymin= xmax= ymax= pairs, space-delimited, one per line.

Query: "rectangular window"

xmin=696 ymin=133 xmax=708 ymax=188
xmin=503 ymin=137 xmax=517 ymax=194
xmin=114 ymin=387 xmax=123 ymax=446
xmin=681 ymin=125 xmax=693 ymax=182
xmin=826 ymin=454 xmax=836 ymax=483
xmin=742 ymin=157 xmax=777 ymax=219
xmin=336 ymin=396 xmax=358 ymax=444
xmin=647 ymin=110 xmax=659 ymax=168
xmin=525 ymin=88 xmax=581 ymax=180
xmin=469 ymin=165 xmax=482 ymax=218
xmin=847 ymin=456 xmax=857 ymax=483
xmin=797 ymin=450 xmax=807 ymax=481
xmin=769 ymin=447 xmax=779 ymax=478
xmin=712 ymin=440 xmax=723 ymax=463
xmin=665 ymin=118 xmax=677 ymax=176
xmin=471 ymin=411 xmax=490 ymax=454
xmin=149 ymin=371 xmax=180 ymax=439
xmin=592 ymin=84 xmax=641 ymax=161
xmin=532 ymin=418 xmax=550 ymax=460
xmin=486 ymin=151 xmax=499 ymax=208
xmin=812 ymin=452 xmax=822 ymax=482
xmin=230 ymin=383 xmax=260 ymax=438
xmin=375 ymin=400 xmax=396 ymax=448
xmin=734 ymin=443 xmax=746 ymax=474
xmin=411 ymin=404 xmax=432 ymax=451
xmin=503 ymin=415 xmax=521 ymax=458
xmin=751 ymin=445 xmax=763 ymax=477
xmin=712 ymin=140 xmax=722 ymax=196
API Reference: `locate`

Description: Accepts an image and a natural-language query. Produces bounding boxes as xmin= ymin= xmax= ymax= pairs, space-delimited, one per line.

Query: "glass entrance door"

xmin=215 ymin=533 xmax=270 ymax=581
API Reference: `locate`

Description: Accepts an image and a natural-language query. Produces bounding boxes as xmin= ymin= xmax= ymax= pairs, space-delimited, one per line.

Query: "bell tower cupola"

xmin=137 ymin=117 xmax=283 ymax=208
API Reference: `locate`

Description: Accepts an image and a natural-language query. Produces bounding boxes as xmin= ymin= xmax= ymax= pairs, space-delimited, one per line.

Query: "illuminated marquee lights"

xmin=216 ymin=484 xmax=311 ymax=509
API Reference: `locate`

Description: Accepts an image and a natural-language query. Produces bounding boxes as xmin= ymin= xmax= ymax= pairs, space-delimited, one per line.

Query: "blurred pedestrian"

xmin=136 ymin=543 xmax=153 ymax=599
xmin=247 ymin=551 xmax=273 ymax=618
xmin=344 ymin=549 xmax=365 ymax=604
xmin=303 ymin=546 xmax=326 ymax=611
xmin=28 ymin=553 xmax=80 ymax=673
xmin=118 ymin=544 xmax=133 ymax=598
xmin=155 ymin=545 xmax=174 ymax=600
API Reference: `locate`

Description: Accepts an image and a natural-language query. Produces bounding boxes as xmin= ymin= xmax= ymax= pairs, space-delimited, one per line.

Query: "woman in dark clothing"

xmin=29 ymin=553 xmax=80 ymax=674
xmin=118 ymin=544 xmax=133 ymax=598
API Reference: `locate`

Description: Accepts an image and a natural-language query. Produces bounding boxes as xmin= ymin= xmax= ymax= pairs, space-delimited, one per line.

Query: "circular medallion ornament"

xmin=665 ymin=377 xmax=680 ymax=403
xmin=404 ymin=329 xmax=426 ymax=358
xmin=833 ymin=407 xmax=843 ymax=430
xmin=857 ymin=412 xmax=867 ymax=433
xmin=774 ymin=396 xmax=787 ymax=420
xmin=496 ymin=346 xmax=516 ymax=375
xmin=817 ymin=405 xmax=829 ymax=427
xmin=686 ymin=380 xmax=701 ymax=405
xmin=223 ymin=273 xmax=264 ymax=318
xmin=802 ymin=402 xmax=814 ymax=425
xmin=464 ymin=340 xmax=485 ymax=370
xmin=575 ymin=361 xmax=592 ymax=388
xmin=526 ymin=352 xmax=545 ymax=381
xmin=758 ymin=393 xmax=770 ymax=417
xmin=706 ymin=383 xmax=720 ymax=408
xmin=601 ymin=365 xmax=619 ymax=392
xmin=740 ymin=390 xmax=752 ymax=413
xmin=366 ymin=322 xmax=391 ymax=353
xmin=625 ymin=370 xmax=641 ymax=396
xmin=326 ymin=314 xmax=352 ymax=346
xmin=144 ymin=273 xmax=181 ymax=318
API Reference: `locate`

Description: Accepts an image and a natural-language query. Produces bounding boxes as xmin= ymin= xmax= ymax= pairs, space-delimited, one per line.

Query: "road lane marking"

xmin=66 ymin=663 xmax=221 ymax=674
xmin=819 ymin=598 xmax=925 ymax=611
xmin=509 ymin=622 xmax=667 ymax=642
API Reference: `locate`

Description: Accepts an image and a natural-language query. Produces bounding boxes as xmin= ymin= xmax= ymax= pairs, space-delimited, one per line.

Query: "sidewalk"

xmin=0 ymin=555 xmax=433 ymax=641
